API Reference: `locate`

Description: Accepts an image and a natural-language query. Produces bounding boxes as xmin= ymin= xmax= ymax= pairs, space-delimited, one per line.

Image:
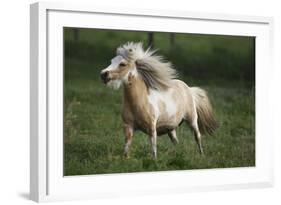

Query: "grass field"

xmin=63 ymin=28 xmax=255 ymax=176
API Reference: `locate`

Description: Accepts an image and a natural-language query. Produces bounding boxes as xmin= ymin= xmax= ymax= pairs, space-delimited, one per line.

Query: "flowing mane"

xmin=117 ymin=42 xmax=178 ymax=90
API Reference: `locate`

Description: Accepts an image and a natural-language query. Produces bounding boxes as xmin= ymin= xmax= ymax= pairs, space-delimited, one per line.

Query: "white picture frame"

xmin=30 ymin=1 xmax=274 ymax=202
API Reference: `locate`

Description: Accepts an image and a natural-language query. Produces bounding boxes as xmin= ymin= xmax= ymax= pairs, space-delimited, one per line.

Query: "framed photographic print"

xmin=30 ymin=2 xmax=274 ymax=202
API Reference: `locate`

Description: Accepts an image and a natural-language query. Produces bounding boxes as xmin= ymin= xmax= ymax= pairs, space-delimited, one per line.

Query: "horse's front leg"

xmin=149 ymin=128 xmax=157 ymax=159
xmin=123 ymin=124 xmax=134 ymax=158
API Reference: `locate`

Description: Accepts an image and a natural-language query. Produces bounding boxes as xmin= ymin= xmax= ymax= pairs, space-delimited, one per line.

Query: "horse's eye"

xmin=119 ymin=63 xmax=126 ymax=67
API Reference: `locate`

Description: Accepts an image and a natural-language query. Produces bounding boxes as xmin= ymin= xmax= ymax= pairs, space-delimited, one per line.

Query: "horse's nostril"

xmin=100 ymin=71 xmax=109 ymax=82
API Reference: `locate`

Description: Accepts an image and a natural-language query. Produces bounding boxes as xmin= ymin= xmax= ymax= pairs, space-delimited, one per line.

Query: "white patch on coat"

xmin=102 ymin=55 xmax=123 ymax=72
xmin=147 ymin=89 xmax=177 ymax=119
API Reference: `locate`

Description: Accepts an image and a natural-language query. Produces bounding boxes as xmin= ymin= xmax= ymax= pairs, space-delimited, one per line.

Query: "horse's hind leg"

xmin=168 ymin=129 xmax=178 ymax=145
xmin=191 ymin=119 xmax=204 ymax=154
xmin=185 ymin=115 xmax=204 ymax=154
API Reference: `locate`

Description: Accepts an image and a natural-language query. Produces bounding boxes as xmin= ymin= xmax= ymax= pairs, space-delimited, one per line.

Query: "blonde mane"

xmin=117 ymin=42 xmax=178 ymax=90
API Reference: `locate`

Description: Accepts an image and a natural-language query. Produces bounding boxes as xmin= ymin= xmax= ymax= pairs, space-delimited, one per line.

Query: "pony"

xmin=100 ymin=42 xmax=218 ymax=159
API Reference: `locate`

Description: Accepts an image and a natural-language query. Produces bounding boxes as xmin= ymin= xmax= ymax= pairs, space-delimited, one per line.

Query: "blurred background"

xmin=64 ymin=28 xmax=255 ymax=86
xmin=63 ymin=28 xmax=255 ymax=176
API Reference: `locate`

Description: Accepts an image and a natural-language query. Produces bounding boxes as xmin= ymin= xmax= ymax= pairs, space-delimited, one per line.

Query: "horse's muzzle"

xmin=100 ymin=71 xmax=110 ymax=84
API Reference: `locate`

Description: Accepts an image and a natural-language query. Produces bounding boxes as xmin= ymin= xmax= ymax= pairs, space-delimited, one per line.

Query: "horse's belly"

xmin=134 ymin=117 xmax=180 ymax=136
xmin=156 ymin=125 xmax=176 ymax=136
xmin=156 ymin=117 xmax=182 ymax=135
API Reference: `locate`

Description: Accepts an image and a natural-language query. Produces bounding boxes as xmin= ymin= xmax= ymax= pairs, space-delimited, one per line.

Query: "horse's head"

xmin=100 ymin=50 xmax=136 ymax=89
xmin=100 ymin=42 xmax=177 ymax=90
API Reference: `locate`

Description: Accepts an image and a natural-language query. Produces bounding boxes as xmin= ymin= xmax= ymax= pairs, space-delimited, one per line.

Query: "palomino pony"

xmin=100 ymin=42 xmax=218 ymax=159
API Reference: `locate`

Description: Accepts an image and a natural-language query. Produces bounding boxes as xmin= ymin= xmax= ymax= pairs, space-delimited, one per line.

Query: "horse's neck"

xmin=123 ymin=76 xmax=148 ymax=108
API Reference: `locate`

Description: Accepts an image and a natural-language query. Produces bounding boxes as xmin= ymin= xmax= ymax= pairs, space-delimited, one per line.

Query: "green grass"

xmin=63 ymin=28 xmax=255 ymax=175
xmin=63 ymin=58 xmax=255 ymax=176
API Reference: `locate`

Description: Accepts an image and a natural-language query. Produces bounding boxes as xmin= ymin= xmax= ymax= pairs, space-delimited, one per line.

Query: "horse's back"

xmin=171 ymin=79 xmax=189 ymax=90
xmin=170 ymin=79 xmax=193 ymax=103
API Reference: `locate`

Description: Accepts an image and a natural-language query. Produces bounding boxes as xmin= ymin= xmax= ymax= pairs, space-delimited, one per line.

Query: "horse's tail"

xmin=190 ymin=87 xmax=219 ymax=135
